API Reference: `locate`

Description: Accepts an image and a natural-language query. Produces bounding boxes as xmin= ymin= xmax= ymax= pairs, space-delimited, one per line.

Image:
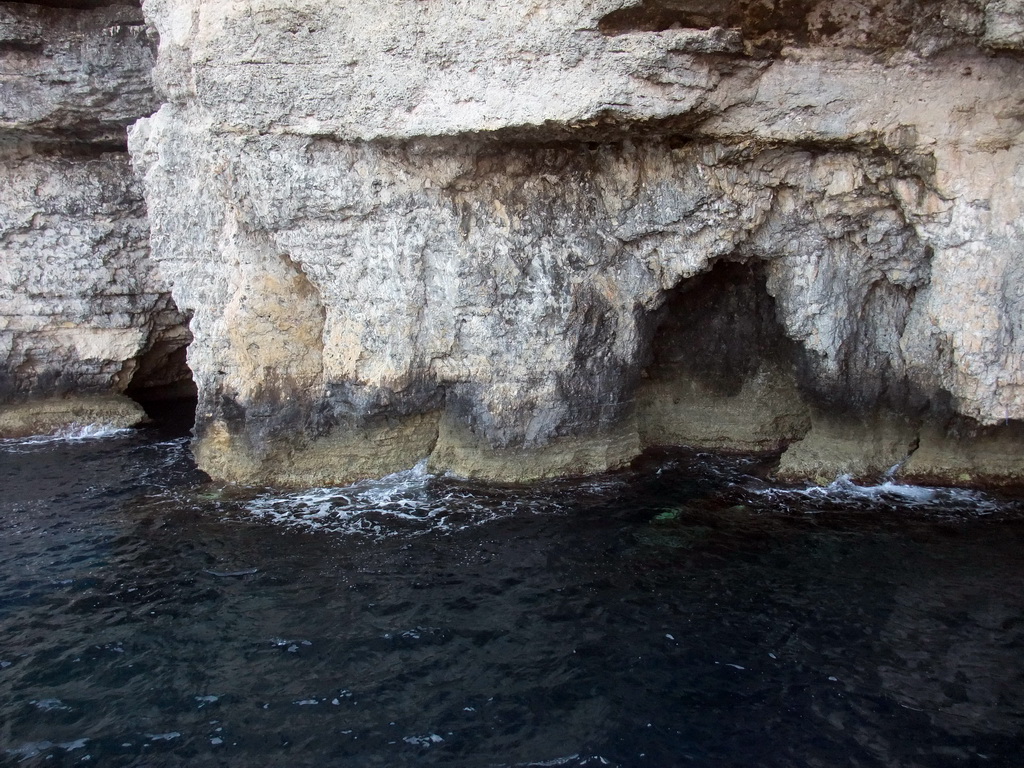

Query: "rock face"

xmin=126 ymin=0 xmax=1024 ymax=486
xmin=0 ymin=1 xmax=193 ymax=433
xmin=0 ymin=2 xmax=157 ymax=144
xmin=4 ymin=0 xmax=1023 ymax=486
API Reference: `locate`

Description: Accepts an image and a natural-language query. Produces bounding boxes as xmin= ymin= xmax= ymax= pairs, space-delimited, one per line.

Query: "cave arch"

xmin=636 ymin=259 xmax=811 ymax=453
xmin=124 ymin=304 xmax=197 ymax=427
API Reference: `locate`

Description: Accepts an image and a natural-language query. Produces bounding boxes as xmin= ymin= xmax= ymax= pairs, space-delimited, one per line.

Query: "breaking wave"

xmin=241 ymin=460 xmax=629 ymax=538
xmin=243 ymin=460 xmax=538 ymax=537
xmin=637 ymin=450 xmax=1021 ymax=519
xmin=0 ymin=423 xmax=134 ymax=450
xmin=745 ymin=474 xmax=1013 ymax=517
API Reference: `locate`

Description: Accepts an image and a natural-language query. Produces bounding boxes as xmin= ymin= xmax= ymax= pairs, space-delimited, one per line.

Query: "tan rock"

xmin=0 ymin=395 xmax=146 ymax=439
xmin=128 ymin=1 xmax=1024 ymax=484
xmin=430 ymin=411 xmax=641 ymax=483
xmin=194 ymin=413 xmax=440 ymax=487
xmin=777 ymin=411 xmax=921 ymax=484
xmin=0 ymin=2 xmax=191 ymax=417
xmin=901 ymin=422 xmax=1024 ymax=486
xmin=638 ymin=365 xmax=811 ymax=454
xmin=8 ymin=0 xmax=1024 ymax=487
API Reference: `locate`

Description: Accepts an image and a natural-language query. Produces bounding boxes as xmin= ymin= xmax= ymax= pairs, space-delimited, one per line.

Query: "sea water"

xmin=1 ymin=420 xmax=1023 ymax=767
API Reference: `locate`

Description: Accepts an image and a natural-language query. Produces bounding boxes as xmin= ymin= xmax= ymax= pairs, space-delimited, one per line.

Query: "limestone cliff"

xmin=0 ymin=1 xmax=192 ymax=436
xmin=4 ymin=0 xmax=1024 ymax=487
xmin=122 ymin=0 xmax=1024 ymax=486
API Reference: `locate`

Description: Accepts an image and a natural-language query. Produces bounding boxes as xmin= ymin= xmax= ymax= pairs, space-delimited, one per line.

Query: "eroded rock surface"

xmin=3 ymin=0 xmax=1019 ymax=484
xmin=0 ymin=1 xmax=158 ymax=144
xmin=0 ymin=1 xmax=192 ymax=434
xmin=124 ymin=0 xmax=1024 ymax=485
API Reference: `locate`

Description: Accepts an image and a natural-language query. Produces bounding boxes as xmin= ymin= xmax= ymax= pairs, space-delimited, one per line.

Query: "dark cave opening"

xmin=125 ymin=315 xmax=197 ymax=431
xmin=636 ymin=258 xmax=812 ymax=454
xmin=599 ymin=0 xmax=734 ymax=36
xmin=643 ymin=259 xmax=797 ymax=392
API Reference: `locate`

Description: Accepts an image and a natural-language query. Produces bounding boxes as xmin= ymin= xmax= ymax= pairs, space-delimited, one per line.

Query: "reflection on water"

xmin=1 ymin=428 xmax=1023 ymax=767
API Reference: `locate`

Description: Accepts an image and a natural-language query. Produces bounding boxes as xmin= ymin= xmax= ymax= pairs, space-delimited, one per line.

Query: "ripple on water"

xmin=499 ymin=756 xmax=613 ymax=767
xmin=3 ymin=436 xmax=1024 ymax=767
xmin=7 ymin=738 xmax=89 ymax=761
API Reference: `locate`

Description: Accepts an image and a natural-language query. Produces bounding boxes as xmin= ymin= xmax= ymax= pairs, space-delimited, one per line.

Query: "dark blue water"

xmin=2 ymin=422 xmax=1024 ymax=767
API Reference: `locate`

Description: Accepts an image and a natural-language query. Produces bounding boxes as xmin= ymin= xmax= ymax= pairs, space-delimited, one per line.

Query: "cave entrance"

xmin=636 ymin=259 xmax=810 ymax=453
xmin=125 ymin=313 xmax=197 ymax=431
xmin=645 ymin=259 xmax=792 ymax=394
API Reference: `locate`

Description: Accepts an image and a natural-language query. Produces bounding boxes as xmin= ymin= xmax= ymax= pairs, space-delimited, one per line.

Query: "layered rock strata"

xmin=0 ymin=1 xmax=192 ymax=436
xmin=3 ymin=0 xmax=1021 ymax=485
xmin=124 ymin=0 xmax=1024 ymax=486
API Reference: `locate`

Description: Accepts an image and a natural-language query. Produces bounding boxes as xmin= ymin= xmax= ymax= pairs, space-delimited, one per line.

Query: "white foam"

xmin=403 ymin=733 xmax=444 ymax=747
xmin=504 ymin=756 xmax=612 ymax=767
xmin=242 ymin=459 xmax=567 ymax=537
xmin=0 ymin=422 xmax=133 ymax=450
xmin=32 ymin=698 xmax=71 ymax=711
xmin=749 ymin=474 xmax=1004 ymax=516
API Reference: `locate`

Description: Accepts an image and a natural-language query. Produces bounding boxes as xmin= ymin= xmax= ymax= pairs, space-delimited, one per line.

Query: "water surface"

xmin=1 ymin=425 xmax=1023 ymax=767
